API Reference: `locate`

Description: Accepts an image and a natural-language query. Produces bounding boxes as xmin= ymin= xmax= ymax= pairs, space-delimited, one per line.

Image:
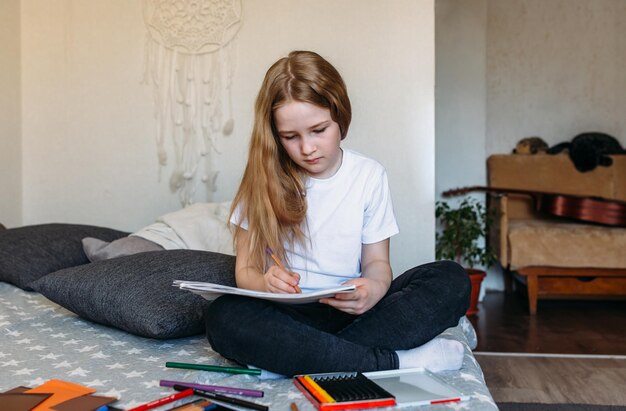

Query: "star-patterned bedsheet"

xmin=0 ymin=282 xmax=497 ymax=410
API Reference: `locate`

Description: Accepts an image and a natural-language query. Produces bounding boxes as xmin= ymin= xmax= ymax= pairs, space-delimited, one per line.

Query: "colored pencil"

xmin=266 ymin=247 xmax=301 ymax=293
xmin=159 ymin=379 xmax=264 ymax=398
xmin=165 ymin=362 xmax=261 ymax=375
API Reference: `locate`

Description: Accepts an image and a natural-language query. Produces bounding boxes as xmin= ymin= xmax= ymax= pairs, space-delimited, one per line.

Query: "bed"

xmin=0 ymin=223 xmax=497 ymax=410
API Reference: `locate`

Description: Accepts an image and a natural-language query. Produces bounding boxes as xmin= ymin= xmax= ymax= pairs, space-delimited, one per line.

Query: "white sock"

xmin=396 ymin=338 xmax=464 ymax=372
xmin=247 ymin=365 xmax=286 ymax=380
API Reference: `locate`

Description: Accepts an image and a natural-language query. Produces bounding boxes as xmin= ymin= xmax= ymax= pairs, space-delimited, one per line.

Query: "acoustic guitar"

xmin=442 ymin=186 xmax=626 ymax=227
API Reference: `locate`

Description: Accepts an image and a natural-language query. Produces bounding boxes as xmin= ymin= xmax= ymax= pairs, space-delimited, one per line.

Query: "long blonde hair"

xmin=230 ymin=50 xmax=352 ymax=271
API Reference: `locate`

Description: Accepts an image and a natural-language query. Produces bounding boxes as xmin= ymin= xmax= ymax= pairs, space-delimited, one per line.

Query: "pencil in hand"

xmin=266 ymin=247 xmax=301 ymax=293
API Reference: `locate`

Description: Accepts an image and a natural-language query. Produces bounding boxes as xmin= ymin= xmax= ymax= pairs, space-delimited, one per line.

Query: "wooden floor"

xmin=470 ymin=291 xmax=626 ymax=355
xmin=471 ymin=291 xmax=626 ymax=406
xmin=475 ymin=355 xmax=626 ymax=405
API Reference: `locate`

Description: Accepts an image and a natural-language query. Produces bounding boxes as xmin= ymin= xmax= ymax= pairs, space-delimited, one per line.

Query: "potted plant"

xmin=435 ymin=197 xmax=497 ymax=316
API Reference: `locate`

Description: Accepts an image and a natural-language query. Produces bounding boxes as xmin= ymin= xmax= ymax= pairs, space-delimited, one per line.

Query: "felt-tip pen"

xmin=165 ymin=362 xmax=262 ymax=375
xmin=173 ymin=384 xmax=269 ymax=411
xmin=127 ymin=388 xmax=194 ymax=411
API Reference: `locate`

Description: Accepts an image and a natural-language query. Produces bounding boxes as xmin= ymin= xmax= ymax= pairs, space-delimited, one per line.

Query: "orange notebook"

xmin=26 ymin=380 xmax=96 ymax=411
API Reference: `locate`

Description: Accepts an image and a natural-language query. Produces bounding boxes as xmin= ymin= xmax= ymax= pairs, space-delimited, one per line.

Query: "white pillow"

xmin=132 ymin=201 xmax=235 ymax=255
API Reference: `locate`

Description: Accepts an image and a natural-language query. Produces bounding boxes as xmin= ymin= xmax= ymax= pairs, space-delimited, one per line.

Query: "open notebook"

xmin=174 ymin=281 xmax=356 ymax=304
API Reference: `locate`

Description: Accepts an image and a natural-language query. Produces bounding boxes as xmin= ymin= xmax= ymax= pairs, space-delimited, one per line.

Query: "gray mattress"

xmin=0 ymin=282 xmax=497 ymax=410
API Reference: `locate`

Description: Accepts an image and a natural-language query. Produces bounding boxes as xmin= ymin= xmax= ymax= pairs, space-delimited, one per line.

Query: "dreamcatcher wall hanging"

xmin=142 ymin=0 xmax=242 ymax=206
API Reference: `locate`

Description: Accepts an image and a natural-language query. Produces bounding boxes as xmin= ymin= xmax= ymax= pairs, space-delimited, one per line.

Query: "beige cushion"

xmin=507 ymin=219 xmax=626 ymax=270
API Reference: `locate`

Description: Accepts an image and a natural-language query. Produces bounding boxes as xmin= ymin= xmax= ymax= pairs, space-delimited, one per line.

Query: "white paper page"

xmin=174 ymin=281 xmax=356 ymax=304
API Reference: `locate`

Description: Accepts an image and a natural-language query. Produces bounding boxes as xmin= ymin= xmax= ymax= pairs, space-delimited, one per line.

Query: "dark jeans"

xmin=204 ymin=260 xmax=470 ymax=376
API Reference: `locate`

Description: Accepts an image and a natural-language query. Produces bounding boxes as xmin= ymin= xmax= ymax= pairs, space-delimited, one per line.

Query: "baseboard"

xmin=474 ymin=351 xmax=626 ymax=360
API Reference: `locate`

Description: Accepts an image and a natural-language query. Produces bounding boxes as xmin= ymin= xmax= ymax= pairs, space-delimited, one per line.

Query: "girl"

xmin=205 ymin=51 xmax=470 ymax=376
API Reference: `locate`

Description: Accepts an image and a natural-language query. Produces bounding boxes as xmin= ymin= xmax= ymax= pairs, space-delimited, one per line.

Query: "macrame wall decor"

xmin=142 ymin=0 xmax=242 ymax=206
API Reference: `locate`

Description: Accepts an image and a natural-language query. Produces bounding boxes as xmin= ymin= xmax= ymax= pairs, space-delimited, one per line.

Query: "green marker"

xmin=165 ymin=361 xmax=262 ymax=375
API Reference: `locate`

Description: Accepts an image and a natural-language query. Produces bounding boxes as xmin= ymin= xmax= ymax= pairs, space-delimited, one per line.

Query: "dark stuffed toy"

xmin=547 ymin=132 xmax=626 ymax=172
xmin=513 ymin=137 xmax=549 ymax=154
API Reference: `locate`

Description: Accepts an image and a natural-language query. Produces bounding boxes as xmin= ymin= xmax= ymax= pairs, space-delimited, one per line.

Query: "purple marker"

xmin=159 ymin=380 xmax=264 ymax=398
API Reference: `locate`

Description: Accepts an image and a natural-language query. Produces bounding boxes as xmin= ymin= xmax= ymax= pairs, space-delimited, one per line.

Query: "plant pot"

xmin=465 ymin=268 xmax=486 ymax=316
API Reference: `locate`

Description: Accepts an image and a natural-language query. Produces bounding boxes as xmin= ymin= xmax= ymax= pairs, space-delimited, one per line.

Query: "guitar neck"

xmin=442 ymin=186 xmax=626 ymax=226
xmin=442 ymin=186 xmax=626 ymax=205
xmin=442 ymin=186 xmax=544 ymax=198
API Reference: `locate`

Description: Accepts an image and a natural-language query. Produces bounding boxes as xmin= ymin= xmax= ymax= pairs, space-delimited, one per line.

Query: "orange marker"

xmin=266 ymin=247 xmax=301 ymax=293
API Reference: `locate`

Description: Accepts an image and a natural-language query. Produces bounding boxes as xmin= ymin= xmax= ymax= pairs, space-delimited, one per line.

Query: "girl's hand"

xmin=319 ymin=277 xmax=388 ymax=315
xmin=264 ymin=265 xmax=301 ymax=294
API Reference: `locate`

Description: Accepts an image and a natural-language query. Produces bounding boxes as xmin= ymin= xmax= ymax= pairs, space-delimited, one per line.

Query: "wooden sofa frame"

xmin=487 ymin=155 xmax=626 ymax=315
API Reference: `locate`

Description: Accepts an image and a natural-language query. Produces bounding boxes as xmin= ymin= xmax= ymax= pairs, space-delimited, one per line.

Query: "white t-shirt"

xmin=231 ymin=149 xmax=399 ymax=292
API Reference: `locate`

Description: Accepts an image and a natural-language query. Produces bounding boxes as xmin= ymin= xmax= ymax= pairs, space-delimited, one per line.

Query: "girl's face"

xmin=274 ymin=101 xmax=343 ymax=179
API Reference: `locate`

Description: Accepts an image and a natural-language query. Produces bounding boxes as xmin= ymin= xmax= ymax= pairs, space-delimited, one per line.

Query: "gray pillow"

xmin=0 ymin=224 xmax=129 ymax=290
xmin=31 ymin=250 xmax=236 ymax=339
xmin=82 ymin=236 xmax=164 ymax=262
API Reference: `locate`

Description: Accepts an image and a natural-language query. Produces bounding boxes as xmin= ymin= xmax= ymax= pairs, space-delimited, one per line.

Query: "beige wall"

xmin=435 ymin=0 xmax=498 ymax=296
xmin=487 ymin=0 xmax=626 ymax=153
xmin=19 ymin=0 xmax=436 ymax=275
xmin=0 ymin=0 xmax=22 ymax=228
xmin=435 ymin=0 xmax=487 ymax=198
